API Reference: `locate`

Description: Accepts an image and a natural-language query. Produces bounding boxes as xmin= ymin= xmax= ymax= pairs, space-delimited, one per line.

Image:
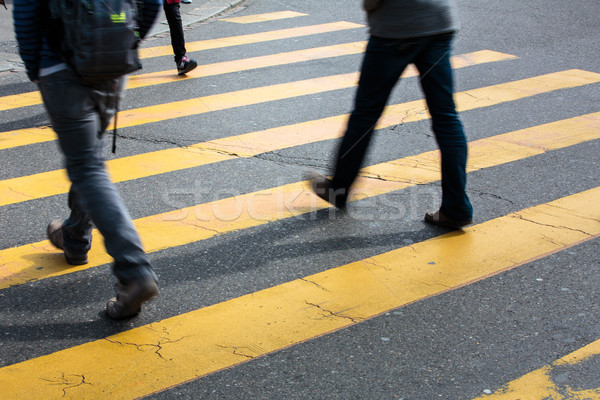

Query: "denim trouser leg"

xmin=332 ymin=36 xmax=417 ymax=193
xmin=413 ymin=34 xmax=473 ymax=220
xmin=163 ymin=1 xmax=187 ymax=63
xmin=39 ymin=68 xmax=156 ymax=283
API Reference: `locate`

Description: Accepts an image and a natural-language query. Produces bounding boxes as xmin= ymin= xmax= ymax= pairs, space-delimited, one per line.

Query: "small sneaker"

xmin=106 ymin=276 xmax=158 ymax=320
xmin=305 ymin=171 xmax=347 ymax=209
xmin=424 ymin=210 xmax=472 ymax=229
xmin=177 ymin=55 xmax=197 ymax=75
xmin=181 ymin=0 xmax=192 ymax=3
xmin=46 ymin=220 xmax=89 ymax=265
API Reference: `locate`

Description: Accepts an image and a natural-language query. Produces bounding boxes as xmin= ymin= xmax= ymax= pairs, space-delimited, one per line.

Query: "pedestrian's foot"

xmin=305 ymin=171 xmax=347 ymax=209
xmin=424 ymin=210 xmax=472 ymax=229
xmin=46 ymin=220 xmax=89 ymax=265
xmin=181 ymin=0 xmax=192 ymax=3
xmin=177 ymin=55 xmax=197 ymax=75
xmin=106 ymin=276 xmax=158 ymax=320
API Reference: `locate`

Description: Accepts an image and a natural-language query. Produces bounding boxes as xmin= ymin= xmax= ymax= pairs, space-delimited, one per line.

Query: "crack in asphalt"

xmin=512 ymin=213 xmax=594 ymax=237
xmin=300 ymin=278 xmax=332 ymax=293
xmin=40 ymin=373 xmax=91 ymax=397
xmin=216 ymin=345 xmax=255 ymax=359
xmin=472 ymin=189 xmax=516 ymax=205
xmin=104 ymin=335 xmax=185 ymax=362
xmin=304 ymin=300 xmax=361 ymax=323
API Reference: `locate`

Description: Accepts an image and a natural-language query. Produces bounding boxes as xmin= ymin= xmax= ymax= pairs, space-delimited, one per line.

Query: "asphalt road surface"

xmin=0 ymin=0 xmax=598 ymax=399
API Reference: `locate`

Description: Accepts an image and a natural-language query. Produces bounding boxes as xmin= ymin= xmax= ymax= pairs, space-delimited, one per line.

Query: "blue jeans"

xmin=332 ymin=33 xmax=473 ymax=220
xmin=39 ymin=68 xmax=157 ymax=283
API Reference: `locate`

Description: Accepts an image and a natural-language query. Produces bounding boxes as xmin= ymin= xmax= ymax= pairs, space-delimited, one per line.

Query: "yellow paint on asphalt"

xmin=0 ymin=188 xmax=598 ymax=399
xmin=128 ymin=41 xmax=368 ymax=89
xmin=0 ymin=67 xmax=596 ymax=207
xmin=0 ymin=91 xmax=43 ymax=112
xmin=0 ymin=49 xmax=522 ymax=150
xmin=138 ymin=21 xmax=364 ymax=59
xmin=1 ymin=111 xmax=599 ymax=288
xmin=220 ymin=11 xmax=308 ymax=24
xmin=0 ymin=22 xmax=363 ymax=112
xmin=0 ymin=41 xmax=368 ymax=111
xmin=472 ymin=339 xmax=600 ymax=399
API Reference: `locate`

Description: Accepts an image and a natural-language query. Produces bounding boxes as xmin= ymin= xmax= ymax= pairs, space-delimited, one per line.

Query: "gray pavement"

xmin=0 ymin=0 xmax=245 ymax=73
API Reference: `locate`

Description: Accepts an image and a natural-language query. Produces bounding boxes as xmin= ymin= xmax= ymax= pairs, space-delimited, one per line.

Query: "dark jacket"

xmin=363 ymin=0 xmax=459 ymax=39
xmin=13 ymin=0 xmax=162 ymax=81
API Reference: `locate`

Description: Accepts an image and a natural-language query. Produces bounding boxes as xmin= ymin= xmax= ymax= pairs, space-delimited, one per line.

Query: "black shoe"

xmin=305 ymin=171 xmax=347 ymax=209
xmin=46 ymin=220 xmax=89 ymax=265
xmin=424 ymin=210 xmax=472 ymax=229
xmin=106 ymin=276 xmax=158 ymax=320
xmin=177 ymin=56 xmax=197 ymax=75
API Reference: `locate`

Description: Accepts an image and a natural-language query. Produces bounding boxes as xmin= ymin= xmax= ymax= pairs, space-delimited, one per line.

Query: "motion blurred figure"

xmin=308 ymin=0 xmax=473 ymax=229
xmin=14 ymin=0 xmax=162 ymax=319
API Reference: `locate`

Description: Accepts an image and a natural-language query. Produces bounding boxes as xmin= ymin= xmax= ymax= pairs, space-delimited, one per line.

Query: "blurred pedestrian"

xmin=307 ymin=0 xmax=473 ymax=229
xmin=13 ymin=0 xmax=162 ymax=319
xmin=164 ymin=0 xmax=198 ymax=75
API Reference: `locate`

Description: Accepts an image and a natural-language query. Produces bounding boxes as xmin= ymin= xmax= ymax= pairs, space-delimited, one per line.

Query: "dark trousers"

xmin=38 ymin=68 xmax=157 ymax=284
xmin=332 ymin=33 xmax=473 ymax=220
xmin=163 ymin=1 xmax=187 ymax=63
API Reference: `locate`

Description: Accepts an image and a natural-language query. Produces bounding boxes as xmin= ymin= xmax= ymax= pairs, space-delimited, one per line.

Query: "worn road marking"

xmin=0 ymin=188 xmax=598 ymax=399
xmin=472 ymin=339 xmax=600 ymax=399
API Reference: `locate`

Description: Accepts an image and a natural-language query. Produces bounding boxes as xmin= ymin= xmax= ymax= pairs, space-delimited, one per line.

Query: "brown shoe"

xmin=46 ymin=220 xmax=89 ymax=265
xmin=106 ymin=276 xmax=158 ymax=320
xmin=424 ymin=210 xmax=472 ymax=229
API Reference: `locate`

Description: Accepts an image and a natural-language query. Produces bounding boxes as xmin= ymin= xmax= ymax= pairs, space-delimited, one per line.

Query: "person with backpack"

xmin=163 ymin=0 xmax=198 ymax=75
xmin=13 ymin=0 xmax=162 ymax=320
xmin=307 ymin=0 xmax=473 ymax=229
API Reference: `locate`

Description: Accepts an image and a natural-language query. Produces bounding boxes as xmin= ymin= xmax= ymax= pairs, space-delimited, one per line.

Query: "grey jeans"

xmin=39 ymin=68 xmax=156 ymax=284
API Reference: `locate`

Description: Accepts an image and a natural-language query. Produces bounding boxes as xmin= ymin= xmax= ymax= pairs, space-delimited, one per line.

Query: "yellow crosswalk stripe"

xmin=0 ymin=22 xmax=363 ymax=112
xmin=0 ymin=73 xmax=360 ymax=150
xmin=129 ymin=41 xmax=368 ymax=89
xmin=139 ymin=21 xmax=363 ymax=59
xmin=0 ymin=188 xmax=598 ymax=399
xmin=472 ymin=339 xmax=600 ymax=399
xmin=0 ymin=68 xmax=596 ymax=208
xmin=0 ymin=50 xmax=527 ymax=151
xmin=0 ymin=41 xmax=369 ymax=112
xmin=220 ymin=11 xmax=309 ymax=24
xmin=1 ymin=111 xmax=599 ymax=289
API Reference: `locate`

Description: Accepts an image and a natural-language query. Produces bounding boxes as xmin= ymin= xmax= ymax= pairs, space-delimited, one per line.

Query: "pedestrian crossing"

xmin=1 ymin=188 xmax=598 ymax=399
xmin=2 ymin=111 xmax=599 ymax=290
xmin=1 ymin=49 xmax=528 ymax=150
xmin=0 ymin=9 xmax=599 ymax=399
